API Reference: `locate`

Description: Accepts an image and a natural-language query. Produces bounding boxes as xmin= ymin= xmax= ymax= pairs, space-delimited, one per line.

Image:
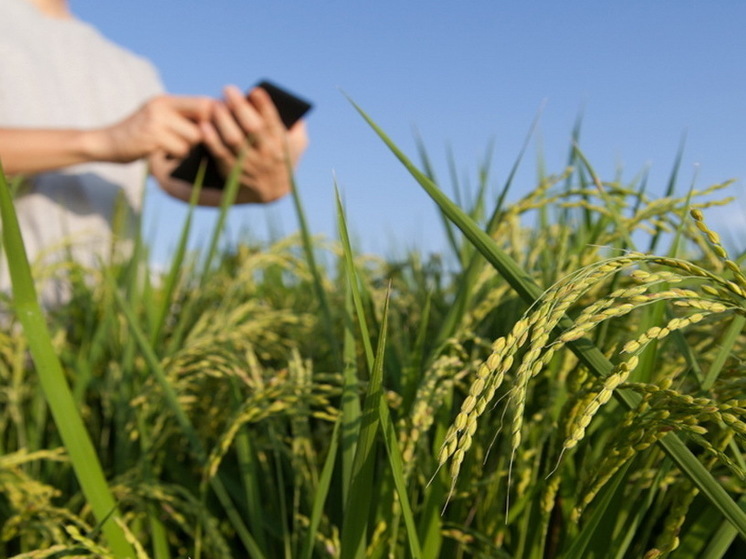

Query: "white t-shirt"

xmin=0 ymin=0 xmax=164 ymax=304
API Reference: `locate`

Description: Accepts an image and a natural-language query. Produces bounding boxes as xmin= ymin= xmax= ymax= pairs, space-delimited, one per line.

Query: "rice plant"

xmin=0 ymin=108 xmax=744 ymax=559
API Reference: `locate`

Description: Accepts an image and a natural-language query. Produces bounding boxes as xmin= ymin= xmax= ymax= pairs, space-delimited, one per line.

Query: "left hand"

xmin=200 ymin=85 xmax=308 ymax=203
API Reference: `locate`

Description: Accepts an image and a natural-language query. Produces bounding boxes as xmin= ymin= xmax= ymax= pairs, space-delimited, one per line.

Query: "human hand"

xmin=199 ymin=85 xmax=309 ymax=203
xmin=97 ymin=95 xmax=214 ymax=163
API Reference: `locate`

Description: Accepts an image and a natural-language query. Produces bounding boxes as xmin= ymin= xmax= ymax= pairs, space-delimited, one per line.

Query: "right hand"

xmin=199 ymin=85 xmax=309 ymax=203
xmin=97 ymin=95 xmax=214 ymax=163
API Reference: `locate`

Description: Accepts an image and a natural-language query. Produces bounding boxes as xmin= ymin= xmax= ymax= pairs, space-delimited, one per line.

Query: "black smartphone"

xmin=170 ymin=80 xmax=312 ymax=189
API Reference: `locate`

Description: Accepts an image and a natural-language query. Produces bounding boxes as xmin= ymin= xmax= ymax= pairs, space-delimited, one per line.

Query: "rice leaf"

xmin=340 ymin=287 xmax=390 ymax=559
xmin=414 ymin=132 xmax=459 ymax=259
xmin=377 ymin=396 xmax=423 ymax=559
xmin=291 ymin=163 xmax=339 ymax=367
xmin=300 ymin=419 xmax=341 ymax=559
xmin=0 ymin=164 xmax=135 ymax=558
xmin=200 ymin=152 xmax=242 ymax=283
xmin=698 ymin=498 xmax=745 ymax=559
xmin=702 ymin=315 xmax=745 ymax=391
xmin=648 ymin=132 xmax=687 ymax=253
xmin=150 ymin=161 xmax=205 ymax=346
xmin=336 ymin=188 xmax=374 ymax=366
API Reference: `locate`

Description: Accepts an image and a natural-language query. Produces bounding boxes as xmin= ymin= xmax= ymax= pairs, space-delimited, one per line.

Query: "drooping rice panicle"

xmin=439 ymin=213 xmax=745 ymax=528
xmin=558 ymin=298 xmax=732 ymax=467
xmin=570 ymin=378 xmax=746 ymax=523
xmin=690 ymin=207 xmax=746 ymax=290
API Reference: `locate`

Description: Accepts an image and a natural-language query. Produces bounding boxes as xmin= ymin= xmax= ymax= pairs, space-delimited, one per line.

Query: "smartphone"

xmin=170 ymin=80 xmax=312 ymax=189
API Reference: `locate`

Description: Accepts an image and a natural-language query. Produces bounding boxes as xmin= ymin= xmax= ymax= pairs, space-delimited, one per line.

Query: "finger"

xmin=165 ymin=113 xmax=203 ymax=146
xmin=248 ymin=87 xmax=285 ymax=133
xmin=165 ymin=95 xmax=215 ymax=121
xmin=200 ymin=121 xmax=234 ymax=163
xmin=212 ymin=102 xmax=248 ymax=152
xmin=159 ymin=130 xmax=194 ymax=159
xmin=224 ymin=85 xmax=264 ymax=134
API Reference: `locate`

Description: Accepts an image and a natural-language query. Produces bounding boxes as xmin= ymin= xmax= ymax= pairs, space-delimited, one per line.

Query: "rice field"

xmin=0 ymin=110 xmax=744 ymax=558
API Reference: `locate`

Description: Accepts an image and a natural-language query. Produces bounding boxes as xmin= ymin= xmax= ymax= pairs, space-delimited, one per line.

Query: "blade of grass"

xmin=337 ymin=193 xmax=422 ymax=556
xmin=136 ymin=413 xmax=171 ymax=559
xmin=347 ymin=98 xmax=746 ymax=539
xmin=229 ymin=378 xmax=270 ymax=555
xmin=414 ymin=131 xmax=459 ymax=259
xmin=267 ymin=424 xmax=293 ymax=558
xmin=576 ymin=146 xmax=673 ymax=387
xmin=572 ymin=145 xmax=636 ymax=250
xmin=150 ymin=162 xmax=205 ymax=345
xmin=492 ymin=105 xmax=543 ymax=221
xmin=291 ymin=167 xmax=341 ymax=370
xmin=0 ymin=165 xmax=135 ymax=558
xmin=676 ymin=498 xmax=742 ymax=559
xmin=336 ymin=188 xmax=375 ymax=366
xmin=118 ymin=204 xmax=175 ymax=559
xmin=652 ymin=186 xmax=711 ymax=387
xmin=340 ymin=285 xmax=362 ymax=504
xmin=405 ymin=292 xmax=431 ymax=405
xmin=199 ymin=153 xmax=243 ymax=283
xmin=300 ymin=419 xmax=342 ymax=559
xmin=562 ymin=108 xmax=584 ymax=191
xmin=698 ymin=496 xmax=746 ymax=558
xmin=163 ymin=158 xmax=244 ymax=357
xmin=609 ymin=461 xmax=671 ymax=559
xmin=340 ymin=287 xmax=391 ymax=559
xmin=464 ymin=140 xmax=495 ymax=232
xmin=702 ymin=315 xmax=745 ymax=391
xmin=649 ymin=132 xmax=687 ymax=253
xmin=377 ymin=393 xmax=423 ymax=559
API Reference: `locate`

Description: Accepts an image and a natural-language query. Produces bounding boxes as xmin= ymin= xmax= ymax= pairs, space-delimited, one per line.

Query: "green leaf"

xmin=0 ymin=164 xmax=135 ymax=558
xmin=340 ymin=287 xmax=391 ymax=559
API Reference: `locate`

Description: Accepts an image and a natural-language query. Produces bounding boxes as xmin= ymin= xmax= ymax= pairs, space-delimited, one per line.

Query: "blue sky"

xmin=71 ymin=1 xmax=746 ymax=262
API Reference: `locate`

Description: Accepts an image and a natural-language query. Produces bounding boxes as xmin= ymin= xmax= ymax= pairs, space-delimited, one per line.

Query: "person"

xmin=0 ymin=0 xmax=309 ymax=305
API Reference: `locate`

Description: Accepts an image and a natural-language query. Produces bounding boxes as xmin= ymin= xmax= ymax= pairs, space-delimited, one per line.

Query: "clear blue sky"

xmin=72 ymin=0 xmax=746 ymax=262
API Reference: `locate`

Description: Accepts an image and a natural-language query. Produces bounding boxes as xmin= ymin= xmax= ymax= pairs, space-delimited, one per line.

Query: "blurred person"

xmin=0 ymin=0 xmax=308 ymax=305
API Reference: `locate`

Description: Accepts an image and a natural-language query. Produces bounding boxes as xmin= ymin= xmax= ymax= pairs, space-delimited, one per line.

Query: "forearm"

xmin=0 ymin=96 xmax=214 ymax=177
xmin=0 ymin=128 xmax=106 ymax=175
